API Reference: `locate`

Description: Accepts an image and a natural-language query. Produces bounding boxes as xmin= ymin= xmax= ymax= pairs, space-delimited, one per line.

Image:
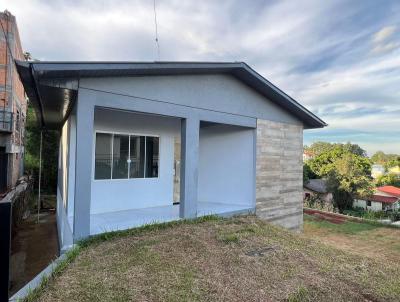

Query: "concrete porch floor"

xmin=88 ymin=202 xmax=254 ymax=235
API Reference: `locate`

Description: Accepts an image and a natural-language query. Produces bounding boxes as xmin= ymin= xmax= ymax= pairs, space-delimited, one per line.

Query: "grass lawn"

xmin=304 ymin=214 xmax=400 ymax=262
xmin=27 ymin=215 xmax=400 ymax=302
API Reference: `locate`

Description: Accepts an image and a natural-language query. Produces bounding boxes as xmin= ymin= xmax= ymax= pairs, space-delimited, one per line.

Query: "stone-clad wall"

xmin=256 ymin=119 xmax=304 ymax=231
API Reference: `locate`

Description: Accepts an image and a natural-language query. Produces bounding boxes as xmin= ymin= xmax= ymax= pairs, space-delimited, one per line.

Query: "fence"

xmin=0 ymin=176 xmax=33 ymax=301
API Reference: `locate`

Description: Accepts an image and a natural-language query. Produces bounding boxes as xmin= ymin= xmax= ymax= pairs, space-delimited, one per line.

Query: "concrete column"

xmin=179 ymin=118 xmax=199 ymax=219
xmin=73 ymin=92 xmax=95 ymax=240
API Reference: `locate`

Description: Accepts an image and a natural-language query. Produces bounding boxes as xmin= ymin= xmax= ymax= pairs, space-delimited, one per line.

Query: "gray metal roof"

xmin=15 ymin=60 xmax=327 ymax=129
xmin=304 ymin=179 xmax=329 ymax=194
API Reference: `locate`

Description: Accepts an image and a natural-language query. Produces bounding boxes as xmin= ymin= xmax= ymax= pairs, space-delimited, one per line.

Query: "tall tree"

xmin=305 ymin=141 xmax=367 ymax=158
xmin=307 ymin=142 xmax=373 ymax=212
xmin=371 ymin=151 xmax=400 ymax=169
xmin=375 ymin=173 xmax=400 ymax=187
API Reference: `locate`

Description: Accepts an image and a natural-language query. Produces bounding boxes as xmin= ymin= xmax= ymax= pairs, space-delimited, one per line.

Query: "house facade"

xmin=0 ymin=11 xmax=27 ymax=193
xmin=354 ymin=186 xmax=400 ymax=212
xmin=16 ymin=61 xmax=326 ymax=251
xmin=303 ymin=179 xmax=333 ymax=203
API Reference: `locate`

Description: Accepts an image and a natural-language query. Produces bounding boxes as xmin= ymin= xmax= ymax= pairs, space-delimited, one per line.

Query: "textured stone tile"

xmin=256 ymin=119 xmax=303 ymax=231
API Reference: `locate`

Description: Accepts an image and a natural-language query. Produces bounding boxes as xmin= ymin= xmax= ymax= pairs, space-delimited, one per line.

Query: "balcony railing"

xmin=0 ymin=110 xmax=13 ymax=132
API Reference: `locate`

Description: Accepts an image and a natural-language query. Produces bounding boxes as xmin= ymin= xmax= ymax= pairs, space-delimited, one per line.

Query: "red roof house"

xmin=376 ymin=186 xmax=400 ymax=198
xmin=368 ymin=194 xmax=398 ymax=204
xmin=354 ymin=186 xmax=400 ymax=212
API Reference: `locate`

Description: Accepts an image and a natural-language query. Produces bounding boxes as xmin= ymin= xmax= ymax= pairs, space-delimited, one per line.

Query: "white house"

xmin=354 ymin=186 xmax=400 ymax=212
xmin=16 ymin=61 xmax=326 ymax=251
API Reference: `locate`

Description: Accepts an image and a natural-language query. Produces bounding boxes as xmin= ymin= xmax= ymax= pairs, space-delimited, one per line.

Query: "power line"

xmin=153 ymin=0 xmax=160 ymax=60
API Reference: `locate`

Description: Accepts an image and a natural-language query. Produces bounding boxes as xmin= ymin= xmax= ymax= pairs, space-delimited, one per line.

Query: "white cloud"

xmin=371 ymin=25 xmax=399 ymax=54
xmin=372 ymin=25 xmax=396 ymax=43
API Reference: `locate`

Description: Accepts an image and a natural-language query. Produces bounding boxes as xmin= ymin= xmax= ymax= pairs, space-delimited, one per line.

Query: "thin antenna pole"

xmin=37 ymin=130 xmax=43 ymax=223
xmin=153 ymin=0 xmax=160 ymax=60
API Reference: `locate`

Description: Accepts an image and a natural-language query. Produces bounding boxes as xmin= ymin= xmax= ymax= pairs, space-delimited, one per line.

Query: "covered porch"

xmin=85 ymin=107 xmax=255 ymax=235
xmin=62 ymin=100 xmax=256 ymax=245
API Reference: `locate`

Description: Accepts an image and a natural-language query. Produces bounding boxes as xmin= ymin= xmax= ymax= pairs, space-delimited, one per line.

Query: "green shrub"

xmin=343 ymin=208 xmax=389 ymax=220
xmin=303 ymin=194 xmax=334 ymax=212
xmin=389 ymin=211 xmax=400 ymax=222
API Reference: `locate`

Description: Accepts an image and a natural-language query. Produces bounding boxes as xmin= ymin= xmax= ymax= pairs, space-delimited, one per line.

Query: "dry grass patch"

xmin=304 ymin=214 xmax=400 ymax=262
xmin=29 ymin=215 xmax=400 ymax=302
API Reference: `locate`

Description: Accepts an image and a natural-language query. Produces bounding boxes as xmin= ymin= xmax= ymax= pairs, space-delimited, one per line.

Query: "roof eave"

xmin=15 ymin=60 xmax=327 ymax=130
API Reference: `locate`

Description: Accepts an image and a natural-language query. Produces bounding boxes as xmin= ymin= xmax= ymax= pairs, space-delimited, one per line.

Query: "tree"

xmin=307 ymin=142 xmax=373 ymax=212
xmin=333 ymin=153 xmax=373 ymax=198
xmin=371 ymin=151 xmax=400 ymax=170
xmin=376 ymin=173 xmax=400 ymax=187
xmin=385 ymin=157 xmax=400 ymax=170
xmin=25 ymin=104 xmax=59 ymax=194
xmin=304 ymin=142 xmax=333 ymax=157
xmin=371 ymin=151 xmax=386 ymax=164
xmin=303 ymin=162 xmax=317 ymax=184
xmin=342 ymin=142 xmax=367 ymax=157
xmin=305 ymin=141 xmax=367 ymax=158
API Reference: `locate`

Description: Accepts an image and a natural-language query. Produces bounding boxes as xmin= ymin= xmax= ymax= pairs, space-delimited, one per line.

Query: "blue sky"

xmin=2 ymin=0 xmax=400 ymax=155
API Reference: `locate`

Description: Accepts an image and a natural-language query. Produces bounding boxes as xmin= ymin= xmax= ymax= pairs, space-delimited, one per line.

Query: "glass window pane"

xmin=130 ymin=136 xmax=145 ymax=178
xmin=112 ymin=134 xmax=129 ymax=179
xmin=95 ymin=133 xmax=112 ymax=179
xmin=146 ymin=137 xmax=159 ymax=178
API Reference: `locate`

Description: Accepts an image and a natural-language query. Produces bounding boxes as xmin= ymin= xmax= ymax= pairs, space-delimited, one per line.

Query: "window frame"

xmin=93 ymin=130 xmax=160 ymax=181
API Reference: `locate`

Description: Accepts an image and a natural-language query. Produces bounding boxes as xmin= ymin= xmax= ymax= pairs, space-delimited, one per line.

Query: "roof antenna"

xmin=153 ymin=0 xmax=160 ymax=61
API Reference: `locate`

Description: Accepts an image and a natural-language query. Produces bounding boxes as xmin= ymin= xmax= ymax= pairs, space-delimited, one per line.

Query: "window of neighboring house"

xmin=367 ymin=200 xmax=371 ymax=207
xmin=94 ymin=132 xmax=159 ymax=180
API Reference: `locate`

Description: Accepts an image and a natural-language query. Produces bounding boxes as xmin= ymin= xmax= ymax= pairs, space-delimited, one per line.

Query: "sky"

xmin=2 ymin=0 xmax=400 ymax=156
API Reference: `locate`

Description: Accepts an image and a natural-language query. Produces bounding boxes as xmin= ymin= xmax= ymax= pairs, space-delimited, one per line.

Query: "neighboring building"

xmin=303 ymin=179 xmax=332 ymax=203
xmin=16 ymin=61 xmax=326 ymax=251
xmin=354 ymin=186 xmax=400 ymax=212
xmin=376 ymin=186 xmax=400 ymax=198
xmin=303 ymin=150 xmax=314 ymax=161
xmin=371 ymin=164 xmax=385 ymax=179
xmin=0 ymin=11 xmax=26 ymax=193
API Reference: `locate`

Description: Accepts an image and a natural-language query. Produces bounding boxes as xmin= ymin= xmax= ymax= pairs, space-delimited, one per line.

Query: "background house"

xmin=17 ymin=61 xmax=326 ymax=251
xmin=303 ymin=179 xmax=332 ymax=203
xmin=0 ymin=10 xmax=26 ymax=194
xmin=371 ymin=164 xmax=385 ymax=179
xmin=303 ymin=150 xmax=314 ymax=161
xmin=354 ymin=185 xmax=400 ymax=212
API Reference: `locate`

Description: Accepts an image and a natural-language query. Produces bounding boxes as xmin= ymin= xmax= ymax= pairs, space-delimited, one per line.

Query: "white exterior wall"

xmin=198 ymin=124 xmax=254 ymax=207
xmin=353 ymin=199 xmax=383 ymax=211
xmin=353 ymin=199 xmax=367 ymax=209
xmin=91 ymin=108 xmax=180 ymax=214
xmin=370 ymin=201 xmax=383 ymax=211
xmin=56 ymin=114 xmax=75 ymax=251
xmin=79 ymin=74 xmax=302 ymax=126
xmin=67 ymin=114 xmax=76 ymax=226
